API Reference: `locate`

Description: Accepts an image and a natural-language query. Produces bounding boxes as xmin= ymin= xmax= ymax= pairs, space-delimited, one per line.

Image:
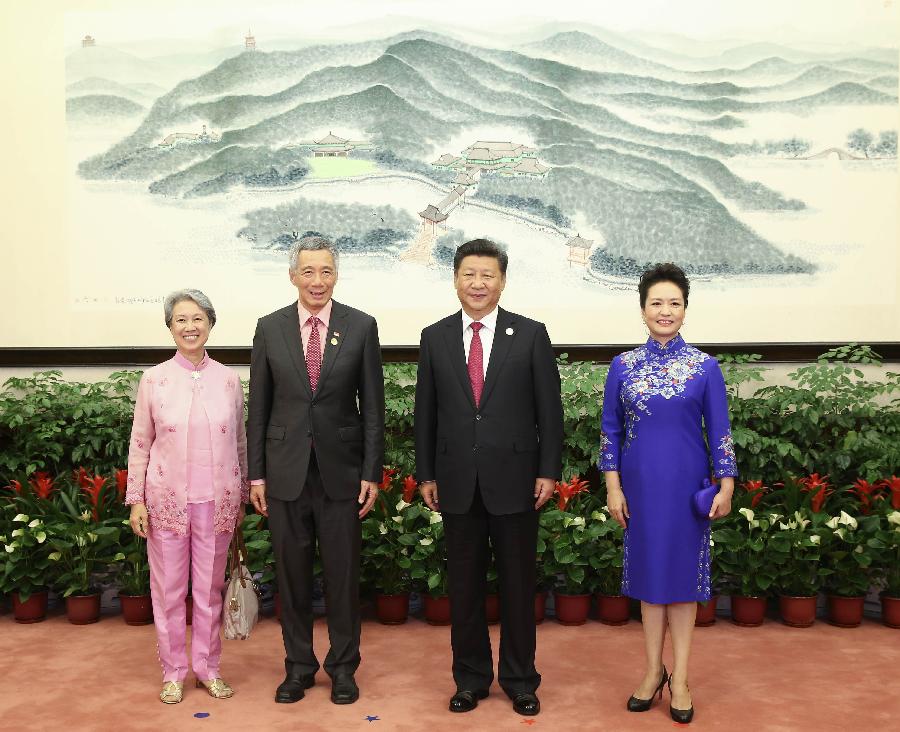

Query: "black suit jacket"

xmin=414 ymin=307 xmax=563 ymax=515
xmin=248 ymin=300 xmax=384 ymax=501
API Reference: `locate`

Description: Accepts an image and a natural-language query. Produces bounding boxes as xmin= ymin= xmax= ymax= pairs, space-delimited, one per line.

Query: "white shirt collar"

xmin=462 ymin=307 xmax=498 ymax=332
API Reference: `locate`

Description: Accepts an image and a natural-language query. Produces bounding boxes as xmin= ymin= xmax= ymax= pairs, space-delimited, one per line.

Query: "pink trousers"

xmin=147 ymin=500 xmax=232 ymax=682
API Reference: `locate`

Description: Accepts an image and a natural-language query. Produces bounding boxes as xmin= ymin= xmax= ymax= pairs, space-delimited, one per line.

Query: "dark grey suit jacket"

xmin=248 ymin=300 xmax=384 ymax=501
xmin=414 ymin=307 xmax=563 ymax=515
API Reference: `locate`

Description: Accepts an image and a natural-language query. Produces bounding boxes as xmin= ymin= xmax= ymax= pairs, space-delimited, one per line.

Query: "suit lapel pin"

xmin=330 ymin=337 xmax=338 ymax=345
xmin=506 ymin=327 xmax=514 ymax=335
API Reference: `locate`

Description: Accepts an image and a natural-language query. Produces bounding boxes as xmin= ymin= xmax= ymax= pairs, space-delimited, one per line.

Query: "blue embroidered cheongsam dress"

xmin=599 ymin=335 xmax=738 ymax=604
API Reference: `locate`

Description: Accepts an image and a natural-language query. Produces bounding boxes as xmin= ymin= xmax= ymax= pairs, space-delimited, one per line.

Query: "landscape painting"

xmin=63 ymin=4 xmax=899 ymax=346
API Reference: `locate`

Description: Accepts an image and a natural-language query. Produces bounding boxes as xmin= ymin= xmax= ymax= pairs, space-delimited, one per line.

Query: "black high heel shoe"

xmin=667 ymin=676 xmax=694 ymax=724
xmin=626 ymin=665 xmax=668 ymax=712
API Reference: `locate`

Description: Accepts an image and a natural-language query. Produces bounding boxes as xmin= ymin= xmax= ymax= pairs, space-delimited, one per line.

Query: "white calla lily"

xmin=809 ymin=535 xmax=821 ymax=545
xmin=28 ymin=519 xmax=41 ymax=528
xmin=824 ymin=516 xmax=838 ymax=529
xmin=378 ymin=523 xmax=388 ymax=535
xmin=35 ymin=532 xmax=47 ymax=543
xmin=837 ymin=511 xmax=858 ymax=529
xmin=48 ymin=551 xmax=62 ymax=561
xmin=833 ymin=528 xmax=846 ymax=540
xmin=738 ymin=508 xmax=755 ymax=523
xmin=395 ymin=499 xmax=411 ymax=512
xmin=12 ymin=514 xmax=28 ymax=523
xmin=419 ymin=538 xmax=433 ymax=546
xmin=887 ymin=511 xmax=900 ymax=527
xmin=428 ymin=511 xmax=443 ymax=524
xmin=4 ymin=544 xmax=15 ymax=553
xmin=10 ymin=529 xmax=23 ymax=538
xmin=391 ymin=516 xmax=402 ymax=524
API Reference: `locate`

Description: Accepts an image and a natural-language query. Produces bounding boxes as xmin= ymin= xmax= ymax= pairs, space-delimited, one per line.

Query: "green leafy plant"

xmin=114 ymin=519 xmax=151 ymax=596
xmin=408 ymin=507 xmax=447 ymax=596
xmin=557 ymin=357 xmax=606 ymax=480
xmin=45 ymin=510 xmax=120 ymax=597
xmin=712 ymin=507 xmax=779 ymax=597
xmin=820 ymin=511 xmax=880 ymax=597
xmin=587 ymin=507 xmax=625 ymax=596
xmin=241 ymin=512 xmax=276 ymax=589
xmin=360 ymin=493 xmax=422 ymax=595
xmin=0 ymin=510 xmax=52 ymax=602
xmin=767 ymin=509 xmax=831 ymax=596
xmin=873 ymin=509 xmax=900 ymax=597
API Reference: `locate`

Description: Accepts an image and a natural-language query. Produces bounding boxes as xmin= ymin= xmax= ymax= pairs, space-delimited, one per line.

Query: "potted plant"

xmin=543 ymin=505 xmax=594 ymax=625
xmin=46 ymin=511 xmax=120 ymax=624
xmin=408 ymin=507 xmax=449 ymax=625
xmin=822 ymin=510 xmax=879 ymax=627
xmin=587 ymin=507 xmax=628 ymax=625
xmin=361 ymin=495 xmax=421 ymax=624
xmin=1 ymin=510 xmax=52 ymax=622
xmin=240 ymin=512 xmax=277 ymax=616
xmin=713 ymin=508 xmax=778 ymax=626
xmin=113 ymin=519 xmax=152 ymax=624
xmin=768 ymin=509 xmax=829 ymax=627
xmin=875 ymin=508 xmax=900 ymax=628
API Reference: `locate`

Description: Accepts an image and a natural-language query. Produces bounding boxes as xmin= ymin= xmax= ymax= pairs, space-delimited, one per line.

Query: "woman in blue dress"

xmin=600 ymin=263 xmax=737 ymax=724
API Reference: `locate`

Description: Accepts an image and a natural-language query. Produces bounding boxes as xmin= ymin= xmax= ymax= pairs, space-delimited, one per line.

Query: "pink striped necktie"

xmin=306 ymin=316 xmax=322 ymax=391
xmin=468 ymin=321 xmax=484 ymax=406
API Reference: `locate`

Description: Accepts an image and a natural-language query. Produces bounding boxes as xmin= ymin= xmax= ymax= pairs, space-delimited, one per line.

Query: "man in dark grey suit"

xmin=248 ymin=236 xmax=384 ymax=705
xmin=415 ymin=238 xmax=563 ymax=717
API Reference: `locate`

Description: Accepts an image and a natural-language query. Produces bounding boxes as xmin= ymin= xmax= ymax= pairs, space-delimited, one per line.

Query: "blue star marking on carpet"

xmin=194 ymin=712 xmax=210 ymax=718
xmin=364 ymin=715 xmax=380 ymax=722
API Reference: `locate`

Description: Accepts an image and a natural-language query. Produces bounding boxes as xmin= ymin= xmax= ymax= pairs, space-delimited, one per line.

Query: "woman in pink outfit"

xmin=126 ymin=289 xmax=249 ymax=704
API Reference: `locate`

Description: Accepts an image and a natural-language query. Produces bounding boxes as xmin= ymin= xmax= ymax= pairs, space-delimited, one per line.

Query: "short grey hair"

xmin=288 ymin=235 xmax=339 ymax=274
xmin=164 ymin=289 xmax=217 ymax=328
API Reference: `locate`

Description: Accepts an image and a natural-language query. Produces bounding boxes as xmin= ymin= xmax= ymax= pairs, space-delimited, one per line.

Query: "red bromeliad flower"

xmin=850 ymin=479 xmax=883 ymax=515
xmin=75 ymin=467 xmax=91 ymax=489
xmin=80 ymin=471 xmax=107 ymax=521
xmin=556 ymin=476 xmax=590 ymax=511
xmin=402 ymin=475 xmax=417 ymax=504
xmin=741 ymin=480 xmax=766 ymax=508
xmin=115 ymin=469 xmax=128 ymax=502
xmin=877 ymin=476 xmax=900 ymax=510
xmin=28 ymin=472 xmax=56 ymax=500
xmin=378 ymin=467 xmax=398 ymax=491
xmin=797 ymin=473 xmax=833 ymax=513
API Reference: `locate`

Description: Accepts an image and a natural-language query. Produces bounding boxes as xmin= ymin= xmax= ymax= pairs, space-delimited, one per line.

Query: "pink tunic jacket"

xmin=125 ymin=355 xmax=249 ymax=535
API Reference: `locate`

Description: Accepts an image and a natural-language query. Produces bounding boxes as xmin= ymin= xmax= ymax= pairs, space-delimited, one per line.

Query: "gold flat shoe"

xmin=196 ymin=678 xmax=234 ymax=698
xmin=160 ymin=681 xmax=184 ymax=704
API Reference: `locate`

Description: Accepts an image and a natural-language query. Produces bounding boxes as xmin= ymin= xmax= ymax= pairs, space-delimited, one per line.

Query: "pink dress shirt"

xmin=126 ymin=351 xmax=249 ymax=535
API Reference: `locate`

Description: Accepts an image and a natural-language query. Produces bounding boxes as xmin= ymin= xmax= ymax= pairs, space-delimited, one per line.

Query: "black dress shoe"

xmin=668 ymin=677 xmax=694 ymax=724
xmin=512 ymin=692 xmax=540 ymax=716
xmin=449 ymin=689 xmax=489 ymax=713
xmin=627 ymin=665 xmax=668 ymax=712
xmin=275 ymin=673 xmax=315 ymax=703
xmin=331 ymin=673 xmax=360 ymax=705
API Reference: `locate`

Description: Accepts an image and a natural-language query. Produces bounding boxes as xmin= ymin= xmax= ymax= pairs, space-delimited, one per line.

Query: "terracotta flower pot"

xmin=779 ymin=595 xmax=817 ymax=628
xmin=376 ymin=593 xmax=409 ymax=624
xmin=730 ymin=595 xmax=767 ymax=626
xmin=424 ymin=594 xmax=451 ymax=625
xmin=881 ymin=595 xmax=900 ymax=629
xmin=485 ymin=593 xmax=500 ymax=624
xmin=827 ymin=595 xmax=865 ymax=628
xmin=554 ymin=592 xmax=591 ymax=626
xmin=119 ymin=593 xmax=153 ymax=625
xmin=66 ymin=593 xmax=101 ymax=625
xmin=185 ymin=594 xmax=193 ymax=625
xmin=595 ymin=593 xmax=630 ymax=625
xmin=534 ymin=591 xmax=548 ymax=625
xmin=695 ymin=596 xmax=718 ymax=626
xmin=12 ymin=590 xmax=48 ymax=624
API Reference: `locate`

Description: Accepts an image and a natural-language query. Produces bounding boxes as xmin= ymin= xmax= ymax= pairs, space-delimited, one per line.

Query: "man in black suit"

xmin=248 ymin=236 xmax=384 ymax=705
xmin=415 ymin=238 xmax=563 ymax=717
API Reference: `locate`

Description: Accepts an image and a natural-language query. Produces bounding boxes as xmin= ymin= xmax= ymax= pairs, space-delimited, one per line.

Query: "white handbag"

xmin=223 ymin=528 xmax=259 ymax=640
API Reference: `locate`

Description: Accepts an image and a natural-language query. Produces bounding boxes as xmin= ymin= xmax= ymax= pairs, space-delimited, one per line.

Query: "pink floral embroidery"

xmin=168 ymin=426 xmax=176 ymax=433
xmin=220 ymin=424 xmax=227 ymax=434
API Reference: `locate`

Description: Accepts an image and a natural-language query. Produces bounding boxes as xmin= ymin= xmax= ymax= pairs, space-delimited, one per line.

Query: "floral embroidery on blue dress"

xmin=598 ymin=334 xmax=737 ymax=604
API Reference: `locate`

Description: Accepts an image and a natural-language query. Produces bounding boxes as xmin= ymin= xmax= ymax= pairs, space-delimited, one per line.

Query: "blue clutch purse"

xmin=692 ymin=479 xmax=718 ymax=519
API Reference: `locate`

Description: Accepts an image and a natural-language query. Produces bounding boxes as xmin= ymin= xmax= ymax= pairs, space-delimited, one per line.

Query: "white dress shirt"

xmin=462 ymin=307 xmax=498 ymax=378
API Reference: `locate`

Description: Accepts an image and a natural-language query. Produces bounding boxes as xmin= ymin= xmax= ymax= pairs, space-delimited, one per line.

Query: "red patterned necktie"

xmin=468 ymin=321 xmax=484 ymax=406
xmin=306 ymin=316 xmax=322 ymax=391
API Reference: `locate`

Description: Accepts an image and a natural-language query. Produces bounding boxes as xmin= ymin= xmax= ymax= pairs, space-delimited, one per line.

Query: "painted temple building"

xmin=432 ymin=140 xmax=549 ymax=178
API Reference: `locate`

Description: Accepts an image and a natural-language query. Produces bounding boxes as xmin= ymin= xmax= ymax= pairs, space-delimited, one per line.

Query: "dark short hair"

xmin=453 ymin=238 xmax=508 ymax=276
xmin=638 ymin=263 xmax=690 ymax=308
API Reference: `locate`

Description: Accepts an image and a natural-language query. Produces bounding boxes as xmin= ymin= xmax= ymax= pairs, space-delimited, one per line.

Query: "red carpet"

xmin=2 ymin=606 xmax=898 ymax=731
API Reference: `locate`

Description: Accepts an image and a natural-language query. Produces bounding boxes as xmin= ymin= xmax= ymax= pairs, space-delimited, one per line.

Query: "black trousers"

xmin=442 ymin=484 xmax=540 ymax=696
xmin=267 ymin=451 xmax=361 ymax=677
